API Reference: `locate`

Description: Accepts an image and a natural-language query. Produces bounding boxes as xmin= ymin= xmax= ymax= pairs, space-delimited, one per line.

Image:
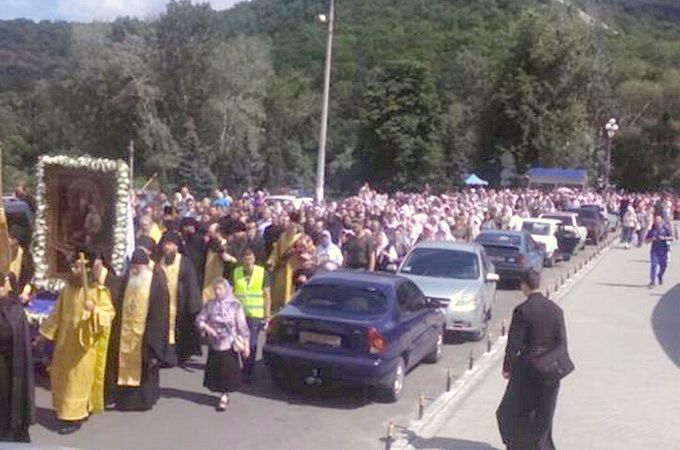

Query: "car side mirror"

xmin=486 ymin=273 xmax=500 ymax=283
xmin=427 ymin=297 xmax=443 ymax=308
xmin=383 ymin=264 xmax=398 ymax=273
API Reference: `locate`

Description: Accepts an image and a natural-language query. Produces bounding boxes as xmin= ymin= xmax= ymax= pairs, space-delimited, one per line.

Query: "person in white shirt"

xmin=315 ymin=230 xmax=344 ymax=270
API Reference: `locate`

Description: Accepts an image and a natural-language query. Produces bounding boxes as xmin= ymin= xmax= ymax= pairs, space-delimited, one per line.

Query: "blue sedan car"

xmin=475 ymin=230 xmax=544 ymax=282
xmin=264 ymin=271 xmax=445 ymax=402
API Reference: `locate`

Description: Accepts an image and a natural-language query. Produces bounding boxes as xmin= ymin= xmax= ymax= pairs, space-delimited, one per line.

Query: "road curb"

xmin=387 ymin=238 xmax=615 ymax=450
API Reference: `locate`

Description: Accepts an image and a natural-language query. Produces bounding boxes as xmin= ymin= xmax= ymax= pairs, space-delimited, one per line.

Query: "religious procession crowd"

xmin=1 ymin=181 xmax=678 ymax=442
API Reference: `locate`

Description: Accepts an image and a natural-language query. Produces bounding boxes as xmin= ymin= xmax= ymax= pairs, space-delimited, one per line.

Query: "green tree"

xmin=176 ymin=118 xmax=217 ymax=197
xmin=358 ymin=60 xmax=443 ymax=190
xmin=478 ymin=9 xmax=604 ymax=182
xmin=260 ymin=70 xmax=319 ymax=190
xmin=157 ymin=0 xmax=217 ymax=136
xmin=201 ymin=36 xmax=273 ymax=189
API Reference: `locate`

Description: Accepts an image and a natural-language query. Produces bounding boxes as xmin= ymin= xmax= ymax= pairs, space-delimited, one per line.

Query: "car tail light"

xmin=367 ymin=327 xmax=385 ymax=355
xmin=517 ymin=255 xmax=525 ymax=265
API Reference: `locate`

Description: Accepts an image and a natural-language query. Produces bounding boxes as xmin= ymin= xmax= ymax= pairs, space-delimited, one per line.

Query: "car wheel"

xmin=471 ymin=314 xmax=489 ymax=342
xmin=269 ymin=363 xmax=289 ymax=390
xmin=544 ymin=254 xmax=554 ymax=267
xmin=424 ymin=331 xmax=443 ymax=364
xmin=375 ymin=357 xmax=406 ymax=403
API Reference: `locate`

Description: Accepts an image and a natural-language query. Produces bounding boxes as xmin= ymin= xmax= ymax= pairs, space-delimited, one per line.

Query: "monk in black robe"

xmin=107 ymin=250 xmax=169 ymax=411
xmin=180 ymin=217 xmax=206 ymax=288
xmin=497 ymin=272 xmax=567 ymax=450
xmin=0 ymin=275 xmax=34 ymax=442
xmin=157 ymin=231 xmax=202 ymax=366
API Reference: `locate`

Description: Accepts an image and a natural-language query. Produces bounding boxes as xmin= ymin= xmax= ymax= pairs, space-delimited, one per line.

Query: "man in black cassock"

xmin=107 ymin=250 xmax=169 ymax=411
xmin=497 ymin=270 xmax=567 ymax=450
xmin=0 ymin=274 xmax=34 ymax=442
xmin=180 ymin=217 xmax=206 ymax=287
xmin=157 ymin=231 xmax=202 ymax=366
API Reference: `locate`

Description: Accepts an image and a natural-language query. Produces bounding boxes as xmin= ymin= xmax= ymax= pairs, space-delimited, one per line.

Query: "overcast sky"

xmin=0 ymin=0 xmax=247 ymax=22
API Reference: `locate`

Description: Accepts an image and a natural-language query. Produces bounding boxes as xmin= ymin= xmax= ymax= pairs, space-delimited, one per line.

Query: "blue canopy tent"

xmin=527 ymin=167 xmax=588 ymax=187
xmin=464 ymin=174 xmax=489 ymax=186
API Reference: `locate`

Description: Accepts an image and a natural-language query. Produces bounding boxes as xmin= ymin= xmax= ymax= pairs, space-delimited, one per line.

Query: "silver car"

xmin=397 ymin=241 xmax=499 ymax=341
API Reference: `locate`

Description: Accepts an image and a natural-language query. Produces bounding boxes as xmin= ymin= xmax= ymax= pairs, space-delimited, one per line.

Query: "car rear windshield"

xmin=577 ymin=210 xmax=598 ymax=219
xmin=293 ymin=285 xmax=388 ymax=316
xmin=522 ymin=222 xmax=551 ymax=236
xmin=477 ymin=233 xmax=522 ymax=247
xmin=542 ymin=215 xmax=569 ymax=225
xmin=400 ymin=248 xmax=480 ymax=280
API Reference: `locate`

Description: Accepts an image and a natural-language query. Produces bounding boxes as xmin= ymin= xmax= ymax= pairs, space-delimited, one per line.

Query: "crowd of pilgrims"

xmin=1 ymin=182 xmax=678 ymax=441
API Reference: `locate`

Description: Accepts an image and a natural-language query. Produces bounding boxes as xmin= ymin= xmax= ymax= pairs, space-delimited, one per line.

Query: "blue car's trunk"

xmin=270 ymin=307 xmax=384 ymax=354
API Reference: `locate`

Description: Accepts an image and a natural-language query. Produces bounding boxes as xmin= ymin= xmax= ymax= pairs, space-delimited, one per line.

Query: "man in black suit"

xmin=497 ymin=270 xmax=568 ymax=450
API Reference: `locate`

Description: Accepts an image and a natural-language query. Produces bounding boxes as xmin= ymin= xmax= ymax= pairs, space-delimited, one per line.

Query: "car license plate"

xmin=490 ymin=256 xmax=505 ymax=263
xmin=299 ymin=331 xmax=341 ymax=347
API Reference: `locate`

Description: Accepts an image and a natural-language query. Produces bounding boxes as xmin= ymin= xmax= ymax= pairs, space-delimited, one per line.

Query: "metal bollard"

xmin=486 ymin=332 xmax=493 ymax=353
xmin=468 ymin=349 xmax=475 ymax=371
xmin=501 ymin=319 xmax=507 ymax=337
xmin=446 ymin=368 xmax=453 ymax=392
xmin=418 ymin=394 xmax=425 ymax=419
xmin=385 ymin=421 xmax=395 ymax=449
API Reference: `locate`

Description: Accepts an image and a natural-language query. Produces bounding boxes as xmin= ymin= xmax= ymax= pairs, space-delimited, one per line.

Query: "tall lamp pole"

xmin=604 ymin=118 xmax=619 ymax=189
xmin=315 ymin=0 xmax=335 ymax=204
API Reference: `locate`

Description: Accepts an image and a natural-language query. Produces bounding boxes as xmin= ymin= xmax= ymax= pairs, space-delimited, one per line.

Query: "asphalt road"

xmin=30 ymin=239 xmax=610 ymax=450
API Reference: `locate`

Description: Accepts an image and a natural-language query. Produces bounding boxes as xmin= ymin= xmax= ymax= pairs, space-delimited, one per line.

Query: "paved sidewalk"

xmin=407 ymin=244 xmax=680 ymax=450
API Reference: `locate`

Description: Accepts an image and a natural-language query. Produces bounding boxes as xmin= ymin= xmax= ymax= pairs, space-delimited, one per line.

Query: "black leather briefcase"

xmin=530 ymin=345 xmax=575 ymax=383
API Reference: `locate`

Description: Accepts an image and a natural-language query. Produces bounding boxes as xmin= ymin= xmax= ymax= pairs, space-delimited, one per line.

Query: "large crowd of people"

xmin=1 ymin=181 xmax=679 ymax=442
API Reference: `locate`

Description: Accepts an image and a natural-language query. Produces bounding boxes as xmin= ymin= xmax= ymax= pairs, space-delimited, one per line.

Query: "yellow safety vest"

xmin=233 ymin=266 xmax=265 ymax=319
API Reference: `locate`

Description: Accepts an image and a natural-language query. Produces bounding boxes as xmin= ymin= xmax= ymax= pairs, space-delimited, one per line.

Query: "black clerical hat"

xmin=130 ymin=249 xmax=150 ymax=265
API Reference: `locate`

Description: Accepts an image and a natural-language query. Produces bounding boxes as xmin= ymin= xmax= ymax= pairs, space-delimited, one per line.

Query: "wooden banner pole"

xmin=0 ymin=145 xmax=11 ymax=273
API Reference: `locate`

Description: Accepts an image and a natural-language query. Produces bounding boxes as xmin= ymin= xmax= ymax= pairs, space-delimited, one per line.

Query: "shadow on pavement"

xmin=597 ymin=282 xmax=649 ymax=289
xmin=652 ymin=283 xmax=680 ymax=368
xmin=389 ymin=434 xmax=502 ymax=450
xmin=160 ymin=387 xmax=216 ymax=407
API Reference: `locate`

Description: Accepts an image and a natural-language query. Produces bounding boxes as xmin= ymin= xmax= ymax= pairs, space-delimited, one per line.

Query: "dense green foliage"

xmin=1 ymin=0 xmax=679 ymax=195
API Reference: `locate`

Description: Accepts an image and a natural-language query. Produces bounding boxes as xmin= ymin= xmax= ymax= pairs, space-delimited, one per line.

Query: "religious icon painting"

xmin=32 ymin=155 xmax=131 ymax=291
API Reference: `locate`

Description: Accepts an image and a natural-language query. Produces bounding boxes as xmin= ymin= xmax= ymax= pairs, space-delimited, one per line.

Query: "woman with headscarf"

xmin=195 ymin=278 xmax=250 ymax=411
xmin=0 ymin=274 xmax=34 ymax=442
xmin=434 ymin=220 xmax=454 ymax=242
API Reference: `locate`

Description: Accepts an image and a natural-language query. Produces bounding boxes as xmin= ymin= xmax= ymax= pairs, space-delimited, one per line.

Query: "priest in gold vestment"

xmin=267 ymin=221 xmax=303 ymax=312
xmin=201 ymin=222 xmax=237 ymax=302
xmin=37 ymin=251 xmax=115 ymax=435
xmin=158 ymin=231 xmax=202 ymax=366
xmin=106 ymin=249 xmax=168 ymax=411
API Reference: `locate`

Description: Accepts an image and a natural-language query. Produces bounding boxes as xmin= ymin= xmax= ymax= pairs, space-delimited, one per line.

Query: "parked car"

xmin=397 ymin=242 xmax=499 ymax=342
xmin=581 ymin=203 xmax=619 ymax=233
xmin=265 ymin=195 xmax=314 ymax=210
xmin=521 ymin=219 xmax=561 ymax=267
xmin=474 ymin=230 xmax=544 ymax=282
xmin=265 ymin=271 xmax=445 ymax=402
xmin=567 ymin=207 xmax=608 ymax=244
xmin=539 ymin=212 xmax=588 ymax=250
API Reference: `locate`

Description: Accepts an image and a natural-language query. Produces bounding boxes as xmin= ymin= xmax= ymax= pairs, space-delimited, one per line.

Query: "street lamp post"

xmin=315 ymin=0 xmax=335 ymax=204
xmin=604 ymin=118 xmax=619 ymax=189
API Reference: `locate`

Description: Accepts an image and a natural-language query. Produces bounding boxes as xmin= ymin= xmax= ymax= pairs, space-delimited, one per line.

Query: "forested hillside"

xmin=1 ymin=0 xmax=679 ymax=194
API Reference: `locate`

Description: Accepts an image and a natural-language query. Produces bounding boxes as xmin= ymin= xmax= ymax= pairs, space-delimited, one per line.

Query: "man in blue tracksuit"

xmin=646 ymin=215 xmax=673 ymax=288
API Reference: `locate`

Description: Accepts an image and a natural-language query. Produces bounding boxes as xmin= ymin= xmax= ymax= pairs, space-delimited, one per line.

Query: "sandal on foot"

xmin=216 ymin=395 xmax=229 ymax=411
